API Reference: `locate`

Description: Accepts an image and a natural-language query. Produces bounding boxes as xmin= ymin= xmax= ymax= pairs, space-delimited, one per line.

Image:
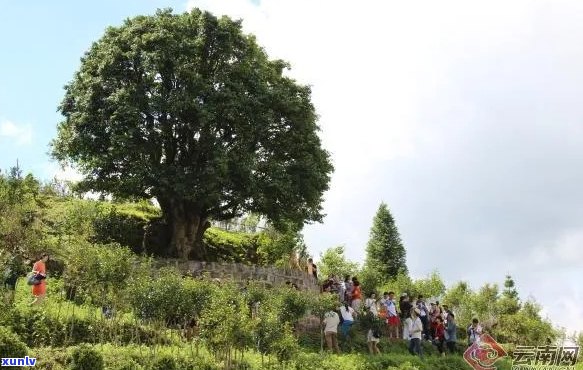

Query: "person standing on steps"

xmin=30 ymin=253 xmax=49 ymax=306
xmin=307 ymin=258 xmax=318 ymax=280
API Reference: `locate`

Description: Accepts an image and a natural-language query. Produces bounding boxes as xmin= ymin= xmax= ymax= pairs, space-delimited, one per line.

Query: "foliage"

xmin=127 ymin=266 xmax=209 ymax=325
xmin=197 ymin=281 xmax=255 ymax=362
xmin=441 ymin=278 xmax=557 ymax=346
xmin=52 ymin=8 xmax=333 ymax=259
xmin=498 ymin=275 xmax=520 ymax=315
xmin=318 ymin=246 xmax=359 ymax=281
xmin=380 ymin=272 xmax=445 ymax=300
xmin=70 ymin=345 xmax=104 ymax=370
xmin=442 ymin=281 xmax=474 ymax=327
xmin=256 ymin=224 xmax=309 ymax=268
xmin=0 ymin=326 xmax=28 ymax=359
xmin=151 ymin=355 xmax=176 ymax=370
xmin=0 ymin=166 xmax=46 ymax=259
xmin=62 ymin=241 xmax=138 ymax=306
xmin=494 ymin=300 xmax=557 ymax=345
xmin=363 ymin=203 xmax=408 ymax=288
xmin=91 ymin=204 xmax=158 ymax=253
xmin=1 ymin=295 xmax=165 ymax=348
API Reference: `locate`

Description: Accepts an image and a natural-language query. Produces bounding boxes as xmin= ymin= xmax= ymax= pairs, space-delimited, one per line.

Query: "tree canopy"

xmin=318 ymin=246 xmax=359 ymax=280
xmin=51 ymin=8 xmax=333 ymax=259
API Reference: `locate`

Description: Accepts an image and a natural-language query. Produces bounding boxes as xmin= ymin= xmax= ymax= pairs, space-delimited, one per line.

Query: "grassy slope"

xmin=5 ymin=279 xmax=541 ymax=370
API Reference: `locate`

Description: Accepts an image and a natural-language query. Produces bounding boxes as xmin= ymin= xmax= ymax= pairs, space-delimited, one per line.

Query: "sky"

xmin=1 ymin=0 xmax=582 ymax=335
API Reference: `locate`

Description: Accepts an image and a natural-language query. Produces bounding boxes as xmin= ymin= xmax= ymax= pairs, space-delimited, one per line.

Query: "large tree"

xmin=51 ymin=9 xmax=333 ymax=260
xmin=363 ymin=202 xmax=408 ymax=285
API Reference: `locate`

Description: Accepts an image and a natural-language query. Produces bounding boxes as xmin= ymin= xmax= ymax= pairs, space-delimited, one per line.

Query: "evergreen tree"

xmin=498 ymin=275 xmax=520 ymax=315
xmin=502 ymin=275 xmax=519 ymax=299
xmin=363 ymin=202 xmax=408 ymax=285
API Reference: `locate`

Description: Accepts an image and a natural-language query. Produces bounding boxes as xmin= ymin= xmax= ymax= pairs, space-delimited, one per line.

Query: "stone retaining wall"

xmin=154 ymin=259 xmax=320 ymax=292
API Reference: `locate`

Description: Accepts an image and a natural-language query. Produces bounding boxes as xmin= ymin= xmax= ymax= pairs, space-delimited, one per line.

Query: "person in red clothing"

xmin=432 ymin=316 xmax=446 ymax=356
xmin=31 ymin=253 xmax=49 ymax=305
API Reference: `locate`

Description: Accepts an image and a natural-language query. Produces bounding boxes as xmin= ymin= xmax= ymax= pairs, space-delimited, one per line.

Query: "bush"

xmin=29 ymin=346 xmax=70 ymax=370
xmin=63 ymin=242 xmax=137 ymax=305
xmin=111 ymin=359 xmax=143 ymax=370
xmin=70 ymin=345 xmax=104 ymax=370
xmin=91 ymin=206 xmax=152 ymax=254
xmin=151 ymin=355 xmax=176 ymax=370
xmin=0 ymin=326 xmax=28 ymax=359
xmin=3 ymin=304 xmax=163 ymax=347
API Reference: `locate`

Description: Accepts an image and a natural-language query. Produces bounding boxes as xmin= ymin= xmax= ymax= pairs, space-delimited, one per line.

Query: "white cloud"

xmin=44 ymin=162 xmax=84 ymax=182
xmin=0 ymin=119 xmax=32 ymax=145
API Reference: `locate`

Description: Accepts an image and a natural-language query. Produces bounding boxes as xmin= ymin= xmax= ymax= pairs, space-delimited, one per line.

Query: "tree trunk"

xmin=160 ymin=198 xmax=211 ymax=260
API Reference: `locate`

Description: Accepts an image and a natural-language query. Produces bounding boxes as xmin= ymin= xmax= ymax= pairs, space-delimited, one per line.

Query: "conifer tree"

xmin=363 ymin=202 xmax=408 ymax=285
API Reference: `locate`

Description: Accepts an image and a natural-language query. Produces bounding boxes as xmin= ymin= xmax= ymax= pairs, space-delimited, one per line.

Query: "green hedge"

xmin=0 ymin=326 xmax=28 ymax=359
xmin=28 ymin=345 xmax=517 ymax=370
xmin=71 ymin=345 xmax=104 ymax=370
xmin=1 ymin=307 xmax=166 ymax=348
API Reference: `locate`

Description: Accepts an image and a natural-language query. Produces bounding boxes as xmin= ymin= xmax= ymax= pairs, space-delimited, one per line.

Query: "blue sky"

xmin=1 ymin=0 xmax=583 ymax=335
xmin=0 ymin=0 xmax=184 ymax=176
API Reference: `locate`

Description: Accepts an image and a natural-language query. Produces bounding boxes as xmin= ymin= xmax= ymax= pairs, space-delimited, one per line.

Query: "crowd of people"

xmin=319 ymin=274 xmax=484 ymax=357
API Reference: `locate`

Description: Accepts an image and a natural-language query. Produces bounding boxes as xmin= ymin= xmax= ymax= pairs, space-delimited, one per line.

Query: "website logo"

xmin=463 ymin=334 xmax=508 ymax=370
xmin=1 ymin=356 xmax=37 ymax=367
xmin=512 ymin=345 xmax=579 ymax=369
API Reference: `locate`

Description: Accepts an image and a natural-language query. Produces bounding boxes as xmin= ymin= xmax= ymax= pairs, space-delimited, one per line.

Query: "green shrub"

xmin=150 ymin=355 xmax=176 ymax=370
xmin=70 ymin=345 xmax=104 ymax=370
xmin=110 ymin=359 xmax=144 ymax=370
xmin=425 ymin=356 xmax=472 ymax=370
xmin=63 ymin=242 xmax=137 ymax=305
xmin=29 ymin=346 xmax=70 ymax=370
xmin=91 ymin=206 xmax=152 ymax=254
xmin=0 ymin=326 xmax=28 ymax=359
xmin=4 ymin=304 xmax=163 ymax=347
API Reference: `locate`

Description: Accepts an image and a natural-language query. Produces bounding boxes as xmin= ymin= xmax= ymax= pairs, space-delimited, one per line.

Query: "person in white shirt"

xmin=467 ymin=318 xmax=483 ymax=346
xmin=408 ymin=308 xmax=424 ymax=358
xmin=322 ymin=308 xmax=341 ymax=354
xmin=364 ymin=292 xmax=378 ymax=316
xmin=339 ymin=303 xmax=357 ymax=338
xmin=403 ymin=315 xmax=412 ymax=342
